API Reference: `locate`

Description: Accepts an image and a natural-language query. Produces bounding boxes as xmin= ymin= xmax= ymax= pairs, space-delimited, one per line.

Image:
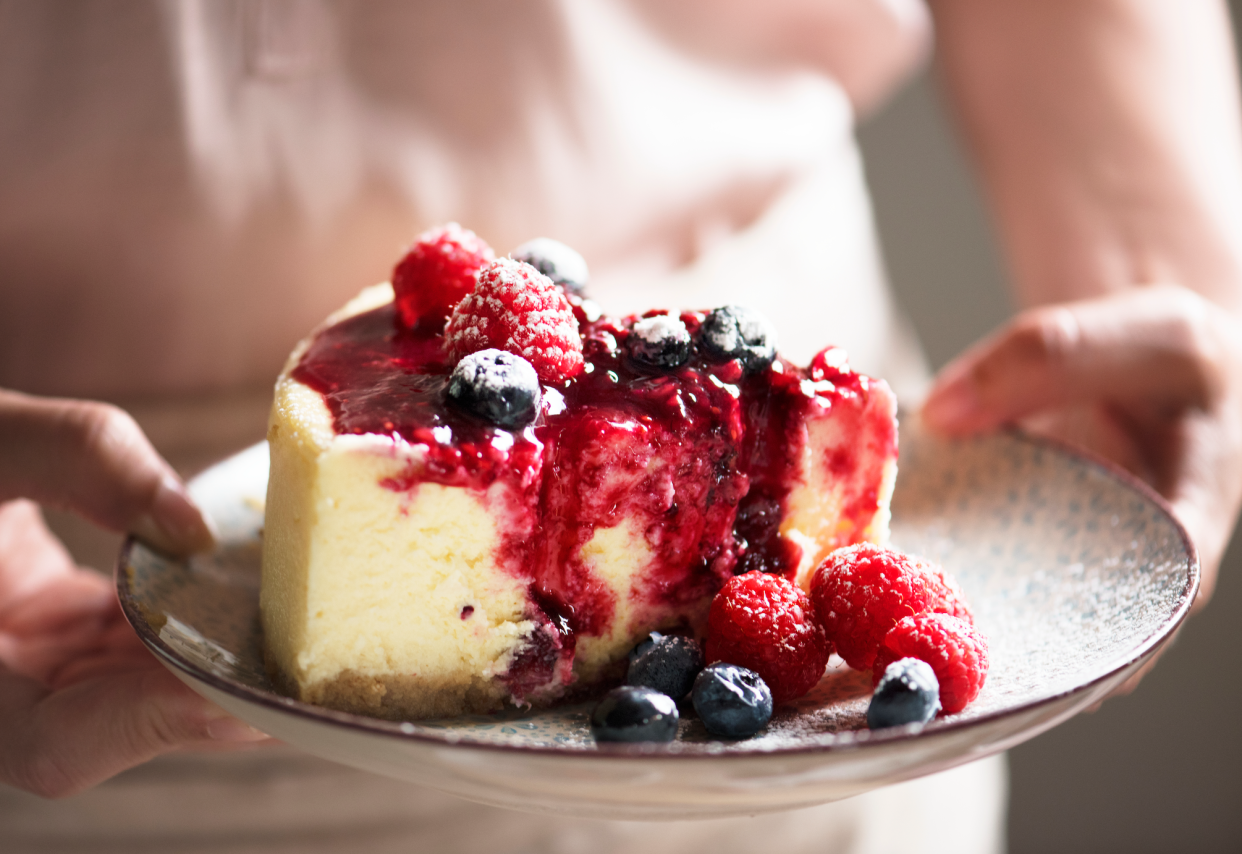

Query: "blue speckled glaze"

xmin=118 ymin=416 xmax=1196 ymax=755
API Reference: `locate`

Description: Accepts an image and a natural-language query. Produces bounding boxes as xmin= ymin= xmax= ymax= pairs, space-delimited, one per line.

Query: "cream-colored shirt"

xmin=0 ymin=3 xmax=1005 ymax=852
xmin=0 ymin=0 xmax=928 ymax=403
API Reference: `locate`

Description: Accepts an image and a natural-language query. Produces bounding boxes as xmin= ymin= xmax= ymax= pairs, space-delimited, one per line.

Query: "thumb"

xmin=0 ymin=663 xmax=267 ymax=798
xmin=922 ymin=287 xmax=1227 ymax=434
xmin=0 ymin=389 xmax=216 ymax=555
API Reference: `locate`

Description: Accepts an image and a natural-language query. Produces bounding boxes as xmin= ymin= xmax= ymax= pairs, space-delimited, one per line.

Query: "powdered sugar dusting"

xmin=738 ymin=312 xmax=775 ymax=348
xmin=632 ymin=315 xmax=688 ymax=345
xmin=454 ymin=349 xmax=539 ymax=397
xmin=511 ymin=237 xmax=590 ymax=296
xmin=703 ymin=320 xmax=736 ymax=351
xmin=701 ymin=306 xmax=778 ymax=372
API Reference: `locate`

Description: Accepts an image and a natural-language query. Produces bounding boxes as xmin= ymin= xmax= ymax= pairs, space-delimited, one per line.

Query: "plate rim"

xmin=116 ymin=427 xmax=1200 ymax=761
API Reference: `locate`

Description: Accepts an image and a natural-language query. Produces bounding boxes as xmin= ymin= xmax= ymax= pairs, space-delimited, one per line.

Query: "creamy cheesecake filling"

xmin=262 ymin=375 xmax=540 ymax=717
xmin=261 ymin=284 xmax=898 ymax=718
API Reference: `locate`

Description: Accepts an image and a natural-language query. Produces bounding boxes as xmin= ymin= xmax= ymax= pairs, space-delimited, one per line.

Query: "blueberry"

xmin=691 ymin=663 xmax=773 ymax=738
xmin=510 ymin=237 xmax=589 ymax=296
xmin=626 ymin=633 xmax=704 ymax=700
xmin=590 ymin=685 xmax=679 ymax=743
xmin=447 ymin=349 xmax=541 ymax=428
xmin=627 ymin=315 xmax=692 ymax=369
xmin=867 ymin=657 xmax=941 ymax=730
xmin=628 ymin=630 xmax=664 ymax=665
xmin=699 ymin=306 xmax=777 ymax=373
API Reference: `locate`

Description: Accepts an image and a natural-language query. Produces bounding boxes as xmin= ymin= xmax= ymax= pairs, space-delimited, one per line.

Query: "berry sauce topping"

xmin=291 ymin=305 xmax=545 ymax=493
xmin=392 ymin=223 xmax=495 ymax=331
xmin=291 ymin=299 xmax=895 ymax=702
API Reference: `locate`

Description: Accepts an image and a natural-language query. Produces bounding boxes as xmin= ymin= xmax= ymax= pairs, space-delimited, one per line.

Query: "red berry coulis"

xmin=291 ymin=303 xmax=897 ymax=702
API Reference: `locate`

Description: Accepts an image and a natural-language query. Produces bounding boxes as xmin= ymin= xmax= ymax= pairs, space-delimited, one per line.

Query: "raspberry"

xmin=810 ymin=543 xmax=970 ymax=672
xmin=705 ymin=571 xmax=830 ymax=704
xmin=392 ymin=223 xmax=495 ymax=329
xmin=445 ymin=258 xmax=584 ymax=384
xmin=872 ymin=613 xmax=989 ymax=714
xmin=923 ymin=560 xmax=974 ymax=622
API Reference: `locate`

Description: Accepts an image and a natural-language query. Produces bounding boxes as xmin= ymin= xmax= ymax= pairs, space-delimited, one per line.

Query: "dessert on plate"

xmin=260 ymin=225 xmax=899 ymax=719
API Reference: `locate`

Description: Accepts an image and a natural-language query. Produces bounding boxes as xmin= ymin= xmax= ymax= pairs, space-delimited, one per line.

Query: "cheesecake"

xmin=260 ymin=232 xmax=898 ymax=720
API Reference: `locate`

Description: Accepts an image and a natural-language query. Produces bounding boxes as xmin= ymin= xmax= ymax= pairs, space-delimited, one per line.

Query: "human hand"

xmin=922 ymin=286 xmax=1242 ymax=609
xmin=0 ymin=390 xmax=268 ymax=797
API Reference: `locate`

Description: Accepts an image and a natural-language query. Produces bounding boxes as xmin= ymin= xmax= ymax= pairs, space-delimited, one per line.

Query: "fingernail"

xmin=922 ymin=378 xmax=981 ymax=430
xmin=202 ymin=704 xmax=269 ymax=742
xmin=206 ymin=716 xmax=269 ymax=742
xmin=132 ymin=475 xmax=218 ymax=556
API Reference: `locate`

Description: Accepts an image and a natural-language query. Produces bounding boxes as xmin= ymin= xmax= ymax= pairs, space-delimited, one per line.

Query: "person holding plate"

xmin=2 ymin=1 xmax=1241 ymax=851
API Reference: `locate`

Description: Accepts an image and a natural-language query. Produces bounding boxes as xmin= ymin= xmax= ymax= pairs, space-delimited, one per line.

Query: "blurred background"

xmin=857 ymin=3 xmax=1242 ymax=852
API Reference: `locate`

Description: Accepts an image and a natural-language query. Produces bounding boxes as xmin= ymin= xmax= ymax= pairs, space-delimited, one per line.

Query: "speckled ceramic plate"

xmin=117 ymin=418 xmax=1197 ymax=819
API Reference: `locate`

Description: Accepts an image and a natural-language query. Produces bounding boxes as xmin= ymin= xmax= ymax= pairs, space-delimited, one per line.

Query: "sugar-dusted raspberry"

xmin=922 ymin=560 xmax=974 ymax=622
xmin=445 ymin=258 xmax=584 ymax=384
xmin=392 ymin=223 xmax=495 ymax=329
xmin=810 ymin=543 xmax=970 ymax=672
xmin=705 ymin=571 xmax=830 ymax=704
xmin=872 ymin=613 xmax=989 ymax=714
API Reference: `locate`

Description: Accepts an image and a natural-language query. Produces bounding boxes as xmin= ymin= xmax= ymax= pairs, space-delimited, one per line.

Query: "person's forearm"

xmin=932 ymin=0 xmax=1242 ymax=314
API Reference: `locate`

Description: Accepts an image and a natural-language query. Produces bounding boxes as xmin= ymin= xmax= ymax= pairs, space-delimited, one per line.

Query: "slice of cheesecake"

xmin=261 ymin=281 xmax=897 ymax=720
